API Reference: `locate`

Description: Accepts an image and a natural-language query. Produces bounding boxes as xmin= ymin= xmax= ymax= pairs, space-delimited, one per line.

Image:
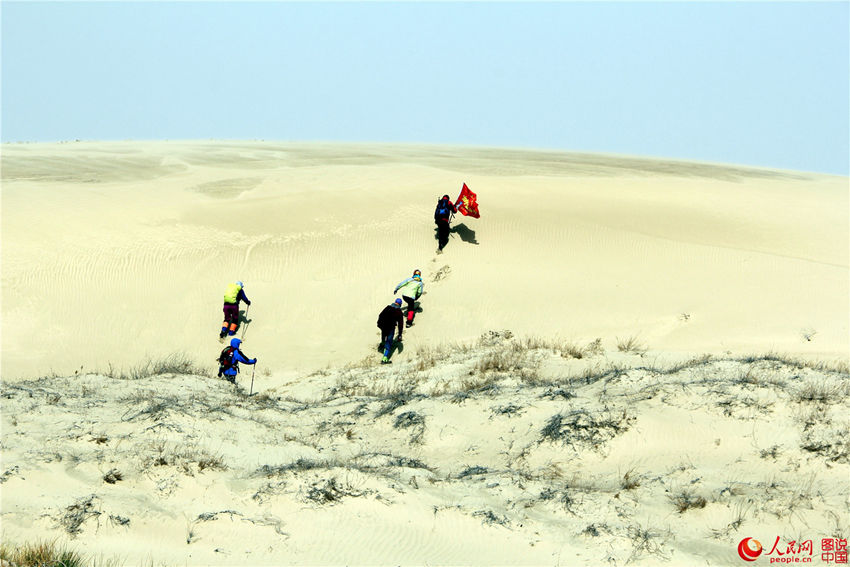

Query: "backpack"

xmin=435 ymin=199 xmax=451 ymax=220
xmin=217 ymin=346 xmax=237 ymax=376
xmin=377 ymin=305 xmax=399 ymax=329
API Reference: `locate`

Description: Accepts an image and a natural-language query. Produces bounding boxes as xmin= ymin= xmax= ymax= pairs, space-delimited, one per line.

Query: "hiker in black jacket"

xmin=377 ymin=298 xmax=404 ymax=364
xmin=434 ymin=194 xmax=457 ymax=253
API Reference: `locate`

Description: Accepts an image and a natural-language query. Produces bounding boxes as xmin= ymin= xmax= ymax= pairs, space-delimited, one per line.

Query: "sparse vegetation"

xmin=669 ymin=490 xmax=707 ymax=513
xmin=109 ymin=353 xmax=209 ymax=380
xmin=59 ymin=495 xmax=101 ymax=536
xmin=375 ymin=390 xmax=415 ymax=418
xmin=472 ymin=509 xmax=509 ymax=526
xmin=540 ymin=409 xmax=633 ymax=449
xmin=627 ymin=524 xmax=671 ymax=562
xmin=801 ymin=328 xmax=817 ymax=342
xmin=457 ymin=465 xmax=489 ymax=479
xmin=620 ymin=468 xmax=641 ymax=490
xmin=475 ymin=348 xmax=527 ymax=375
xmin=102 ymin=468 xmax=123 ymax=484
xmin=492 ymin=403 xmax=523 ymax=416
xmin=304 ymin=477 xmax=362 ymax=504
xmin=0 ymin=540 xmax=87 ymax=567
xmin=760 ymin=445 xmax=781 ymax=460
xmin=617 ymin=335 xmax=647 ymax=354
xmin=2 ymin=343 xmax=847 ymax=564
xmin=793 ymin=380 xmax=849 ymax=404
xmin=142 ymin=442 xmax=227 ymax=474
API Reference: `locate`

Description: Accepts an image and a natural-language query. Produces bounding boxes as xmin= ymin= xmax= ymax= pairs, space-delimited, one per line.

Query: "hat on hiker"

xmin=236 ymin=281 xmax=243 ymax=288
xmin=393 ymin=298 xmax=402 ymax=308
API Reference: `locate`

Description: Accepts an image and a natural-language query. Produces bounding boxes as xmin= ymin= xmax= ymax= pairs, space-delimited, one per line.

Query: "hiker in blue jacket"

xmin=218 ymin=338 xmax=257 ymax=383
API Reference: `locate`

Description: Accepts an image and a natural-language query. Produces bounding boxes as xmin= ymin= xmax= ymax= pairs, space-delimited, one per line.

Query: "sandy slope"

xmin=2 ymin=141 xmax=847 ymax=383
xmin=1 ymin=142 xmax=849 ymax=565
xmin=1 ymin=339 xmax=848 ymax=565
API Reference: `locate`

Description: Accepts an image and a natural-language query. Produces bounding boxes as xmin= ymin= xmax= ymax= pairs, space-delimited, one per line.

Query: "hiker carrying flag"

xmin=394 ymin=269 xmax=424 ymax=328
xmin=455 ymin=183 xmax=480 ymax=219
xmin=220 ymin=281 xmax=251 ymax=339
xmin=377 ymin=298 xmax=404 ymax=364
xmin=434 ymin=194 xmax=457 ymax=252
xmin=217 ymin=338 xmax=257 ymax=383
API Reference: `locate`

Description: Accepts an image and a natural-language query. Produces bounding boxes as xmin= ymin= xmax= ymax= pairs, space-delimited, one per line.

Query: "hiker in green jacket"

xmin=394 ymin=269 xmax=424 ymax=328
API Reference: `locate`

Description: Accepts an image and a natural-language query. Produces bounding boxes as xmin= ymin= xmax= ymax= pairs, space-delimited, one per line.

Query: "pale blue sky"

xmin=2 ymin=1 xmax=848 ymax=174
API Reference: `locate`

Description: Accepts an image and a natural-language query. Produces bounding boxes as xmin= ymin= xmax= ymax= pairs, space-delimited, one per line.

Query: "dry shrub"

xmin=111 ymin=353 xmax=208 ymax=379
xmin=541 ymin=409 xmax=633 ymax=449
xmin=59 ymin=495 xmax=101 ymax=536
xmin=793 ymin=381 xmax=849 ymax=404
xmin=669 ymin=491 xmax=707 ymax=513
xmin=617 ymin=335 xmax=647 ymax=354
xmin=621 ymin=469 xmax=641 ymax=490
xmin=627 ymin=524 xmax=671 ymax=562
xmin=304 ymin=477 xmax=362 ymax=505
xmin=143 ymin=442 xmax=226 ymax=474
xmin=0 ymin=540 xmax=86 ymax=567
xmin=102 ymin=469 xmax=123 ymax=484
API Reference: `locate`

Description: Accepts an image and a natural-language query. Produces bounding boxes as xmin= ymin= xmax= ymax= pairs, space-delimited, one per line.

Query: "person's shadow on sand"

xmin=452 ymin=223 xmax=479 ymax=245
xmin=238 ymin=309 xmax=253 ymax=339
xmin=433 ymin=224 xmax=479 ymax=246
xmin=376 ymin=340 xmax=404 ymax=358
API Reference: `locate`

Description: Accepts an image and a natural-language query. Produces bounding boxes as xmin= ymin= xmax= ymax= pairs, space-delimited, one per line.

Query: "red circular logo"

xmin=738 ymin=538 xmax=763 ymax=561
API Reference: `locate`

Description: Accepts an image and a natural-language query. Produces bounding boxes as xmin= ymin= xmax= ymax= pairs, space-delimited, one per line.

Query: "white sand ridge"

xmin=1 ymin=332 xmax=848 ymax=565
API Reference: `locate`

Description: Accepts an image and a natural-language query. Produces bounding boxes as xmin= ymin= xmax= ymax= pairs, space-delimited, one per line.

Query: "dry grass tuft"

xmin=142 ymin=442 xmax=227 ymax=475
xmin=0 ymin=540 xmax=90 ymax=567
xmin=669 ymin=490 xmax=707 ymax=513
xmin=109 ymin=353 xmax=209 ymax=380
xmin=620 ymin=468 xmax=641 ymax=490
xmin=793 ymin=381 xmax=849 ymax=404
xmin=616 ymin=335 xmax=647 ymax=354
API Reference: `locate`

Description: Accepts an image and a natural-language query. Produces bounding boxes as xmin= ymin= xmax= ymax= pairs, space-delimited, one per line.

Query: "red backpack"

xmin=217 ymin=346 xmax=237 ymax=374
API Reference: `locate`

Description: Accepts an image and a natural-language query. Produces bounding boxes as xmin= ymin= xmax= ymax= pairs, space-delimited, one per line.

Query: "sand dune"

xmin=1 ymin=141 xmax=847 ymax=383
xmin=2 ymin=339 xmax=847 ymax=565
xmin=1 ymin=141 xmax=848 ymax=565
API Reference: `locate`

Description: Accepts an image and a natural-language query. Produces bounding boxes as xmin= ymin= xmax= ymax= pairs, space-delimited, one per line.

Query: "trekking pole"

xmin=241 ymin=304 xmax=251 ymax=340
xmin=249 ymin=366 xmax=255 ymax=396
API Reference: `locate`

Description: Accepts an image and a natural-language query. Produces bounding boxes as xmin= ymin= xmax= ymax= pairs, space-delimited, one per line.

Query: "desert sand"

xmin=1 ymin=141 xmax=848 ymax=565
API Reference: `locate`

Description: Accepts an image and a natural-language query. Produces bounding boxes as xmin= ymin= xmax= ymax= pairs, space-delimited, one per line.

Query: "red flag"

xmin=456 ymin=183 xmax=480 ymax=218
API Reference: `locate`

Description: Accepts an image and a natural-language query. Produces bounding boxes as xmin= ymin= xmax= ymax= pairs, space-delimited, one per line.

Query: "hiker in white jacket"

xmin=394 ymin=269 xmax=424 ymax=328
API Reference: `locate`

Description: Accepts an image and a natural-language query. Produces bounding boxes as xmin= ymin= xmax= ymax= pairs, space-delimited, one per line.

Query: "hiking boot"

xmin=405 ymin=321 xmax=413 ymax=328
xmin=381 ymin=355 xmax=391 ymax=364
